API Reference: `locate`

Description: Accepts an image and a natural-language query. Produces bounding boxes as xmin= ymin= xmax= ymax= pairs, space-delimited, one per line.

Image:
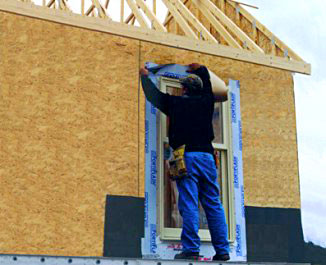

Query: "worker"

xmin=139 ymin=63 xmax=230 ymax=261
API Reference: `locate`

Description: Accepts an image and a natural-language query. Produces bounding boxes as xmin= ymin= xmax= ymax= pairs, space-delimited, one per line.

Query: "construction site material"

xmin=0 ymin=0 xmax=311 ymax=74
xmin=0 ymin=254 xmax=312 ymax=265
xmin=0 ymin=4 xmax=301 ymax=257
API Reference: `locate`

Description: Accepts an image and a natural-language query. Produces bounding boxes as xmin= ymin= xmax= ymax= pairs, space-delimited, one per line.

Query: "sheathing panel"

xmin=0 ymin=12 xmax=143 ymax=256
xmin=139 ymin=42 xmax=300 ymax=210
xmin=0 ymin=10 xmax=300 ymax=256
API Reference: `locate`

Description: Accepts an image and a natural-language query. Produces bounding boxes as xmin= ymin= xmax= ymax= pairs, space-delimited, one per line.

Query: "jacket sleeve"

xmin=141 ymin=75 xmax=170 ymax=115
xmin=191 ymin=66 xmax=213 ymax=94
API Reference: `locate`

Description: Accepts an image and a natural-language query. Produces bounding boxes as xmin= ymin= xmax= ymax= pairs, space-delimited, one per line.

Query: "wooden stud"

xmin=168 ymin=0 xmax=217 ymax=42
xmin=81 ymin=0 xmax=85 ymax=15
xmin=220 ymin=0 xmax=225 ymax=13
xmin=190 ymin=0 xmax=241 ymax=48
xmin=0 ymin=0 xmax=311 ymax=74
xmin=252 ymin=19 xmax=257 ymax=43
xmin=134 ymin=0 xmax=166 ymax=32
xmin=162 ymin=0 xmax=197 ymax=38
xmin=153 ymin=0 xmax=156 ymax=15
xmin=126 ymin=0 xmax=150 ymax=28
xmin=43 ymin=0 xmax=46 ymax=6
xmin=235 ymin=4 xmax=240 ymax=25
xmin=271 ymin=38 xmax=276 ymax=55
xmin=121 ymin=0 xmax=124 ymax=22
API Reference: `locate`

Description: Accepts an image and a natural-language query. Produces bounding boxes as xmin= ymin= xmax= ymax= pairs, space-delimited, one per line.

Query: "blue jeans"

xmin=176 ymin=152 xmax=229 ymax=255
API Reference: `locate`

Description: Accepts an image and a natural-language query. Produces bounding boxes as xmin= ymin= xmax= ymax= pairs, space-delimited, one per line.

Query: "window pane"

xmin=212 ymin=102 xmax=223 ymax=144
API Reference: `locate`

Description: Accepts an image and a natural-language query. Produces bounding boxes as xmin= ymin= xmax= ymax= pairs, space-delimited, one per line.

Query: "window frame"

xmin=157 ymin=76 xmax=235 ymax=242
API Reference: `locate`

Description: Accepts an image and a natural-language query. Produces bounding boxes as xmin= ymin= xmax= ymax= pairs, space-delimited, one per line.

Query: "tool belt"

xmin=169 ymin=145 xmax=187 ymax=181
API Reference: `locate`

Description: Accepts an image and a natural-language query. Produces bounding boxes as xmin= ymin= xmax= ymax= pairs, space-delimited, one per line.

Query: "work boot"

xmin=174 ymin=251 xmax=200 ymax=260
xmin=212 ymin=253 xmax=230 ymax=261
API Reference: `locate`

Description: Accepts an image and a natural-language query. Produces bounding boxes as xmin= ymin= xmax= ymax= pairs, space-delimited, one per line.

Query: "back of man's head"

xmin=180 ymin=74 xmax=204 ymax=96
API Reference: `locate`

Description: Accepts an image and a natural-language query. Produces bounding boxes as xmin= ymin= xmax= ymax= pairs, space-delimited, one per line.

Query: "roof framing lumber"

xmin=134 ymin=0 xmax=166 ymax=32
xmin=162 ymin=0 xmax=197 ymax=39
xmin=0 ymin=0 xmax=311 ymax=75
xmin=190 ymin=0 xmax=241 ymax=48
xmin=226 ymin=0 xmax=303 ymax=61
xmin=92 ymin=0 xmax=108 ymax=18
xmin=168 ymin=0 xmax=217 ymax=43
xmin=200 ymin=0 xmax=263 ymax=53
xmin=163 ymin=0 xmax=187 ymax=26
xmin=126 ymin=0 xmax=150 ymax=28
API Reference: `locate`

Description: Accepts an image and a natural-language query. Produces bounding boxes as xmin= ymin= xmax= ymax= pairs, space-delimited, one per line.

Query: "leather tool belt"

xmin=169 ymin=145 xmax=187 ymax=181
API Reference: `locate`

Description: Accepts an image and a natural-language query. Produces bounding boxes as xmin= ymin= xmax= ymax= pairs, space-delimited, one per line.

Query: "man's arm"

xmin=188 ymin=63 xmax=228 ymax=102
xmin=140 ymin=68 xmax=170 ymax=115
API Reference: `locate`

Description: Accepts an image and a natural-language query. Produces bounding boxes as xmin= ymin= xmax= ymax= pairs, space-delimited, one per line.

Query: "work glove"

xmin=187 ymin=63 xmax=201 ymax=73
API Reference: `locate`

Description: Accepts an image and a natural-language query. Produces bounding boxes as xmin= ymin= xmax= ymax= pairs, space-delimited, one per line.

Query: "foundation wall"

xmin=0 ymin=11 xmax=300 ymax=256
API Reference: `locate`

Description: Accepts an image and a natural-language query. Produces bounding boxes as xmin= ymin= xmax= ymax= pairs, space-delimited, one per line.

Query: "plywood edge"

xmin=0 ymin=0 xmax=311 ymax=75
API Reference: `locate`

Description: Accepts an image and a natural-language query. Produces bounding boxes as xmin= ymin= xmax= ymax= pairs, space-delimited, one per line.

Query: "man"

xmin=139 ymin=63 xmax=230 ymax=261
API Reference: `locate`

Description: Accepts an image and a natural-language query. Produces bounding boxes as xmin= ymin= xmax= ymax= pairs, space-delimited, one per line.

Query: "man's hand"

xmin=139 ymin=67 xmax=149 ymax=76
xmin=187 ymin=63 xmax=201 ymax=73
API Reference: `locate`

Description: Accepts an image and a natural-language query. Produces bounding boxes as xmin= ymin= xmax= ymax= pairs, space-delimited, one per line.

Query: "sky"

xmin=243 ymin=0 xmax=326 ymax=248
xmin=33 ymin=0 xmax=326 ymax=248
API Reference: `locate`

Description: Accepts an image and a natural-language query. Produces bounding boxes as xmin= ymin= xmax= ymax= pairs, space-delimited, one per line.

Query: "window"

xmin=157 ymin=77 xmax=235 ymax=242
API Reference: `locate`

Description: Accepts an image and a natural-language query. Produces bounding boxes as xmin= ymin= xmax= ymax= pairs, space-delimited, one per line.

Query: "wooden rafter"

xmin=92 ymin=0 xmax=108 ymax=18
xmin=125 ymin=13 xmax=134 ymax=23
xmin=1 ymin=0 xmax=311 ymax=74
xmin=198 ymin=0 xmax=263 ymax=52
xmin=134 ymin=0 xmax=166 ymax=31
xmin=190 ymin=0 xmax=241 ymax=48
xmin=47 ymin=0 xmax=55 ymax=8
xmin=168 ymin=0 xmax=216 ymax=42
xmin=126 ymin=0 xmax=150 ymax=28
xmin=85 ymin=4 xmax=95 ymax=16
xmin=227 ymin=0 xmax=258 ymax=9
xmin=105 ymin=0 xmax=110 ymax=8
xmin=226 ymin=0 xmax=303 ymax=60
xmin=163 ymin=0 xmax=188 ymax=26
xmin=162 ymin=0 xmax=197 ymax=39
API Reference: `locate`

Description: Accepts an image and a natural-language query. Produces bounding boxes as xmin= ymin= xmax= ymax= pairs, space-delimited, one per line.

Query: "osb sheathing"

xmin=0 ymin=11 xmax=300 ymax=256
xmin=0 ymin=12 xmax=144 ymax=256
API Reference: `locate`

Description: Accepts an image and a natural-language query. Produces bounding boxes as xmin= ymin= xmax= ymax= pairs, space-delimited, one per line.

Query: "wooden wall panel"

xmin=0 ymin=9 xmax=300 ymax=256
xmin=0 ymin=12 xmax=143 ymax=256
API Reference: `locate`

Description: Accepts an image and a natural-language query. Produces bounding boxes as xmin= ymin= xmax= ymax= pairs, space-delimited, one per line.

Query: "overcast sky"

xmin=33 ymin=0 xmax=326 ymax=248
xmin=243 ymin=0 xmax=326 ymax=248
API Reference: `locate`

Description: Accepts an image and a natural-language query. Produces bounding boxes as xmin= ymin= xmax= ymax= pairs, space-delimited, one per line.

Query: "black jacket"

xmin=141 ymin=66 xmax=215 ymax=154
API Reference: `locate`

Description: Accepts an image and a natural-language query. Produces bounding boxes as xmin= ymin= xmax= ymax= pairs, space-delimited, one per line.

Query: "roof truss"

xmin=1 ymin=0 xmax=311 ymax=74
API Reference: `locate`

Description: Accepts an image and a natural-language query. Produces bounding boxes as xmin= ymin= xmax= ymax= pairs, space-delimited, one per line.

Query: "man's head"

xmin=179 ymin=74 xmax=204 ymax=96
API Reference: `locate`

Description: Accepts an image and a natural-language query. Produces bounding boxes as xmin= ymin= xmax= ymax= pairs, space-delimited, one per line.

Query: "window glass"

xmin=212 ymin=102 xmax=223 ymax=144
